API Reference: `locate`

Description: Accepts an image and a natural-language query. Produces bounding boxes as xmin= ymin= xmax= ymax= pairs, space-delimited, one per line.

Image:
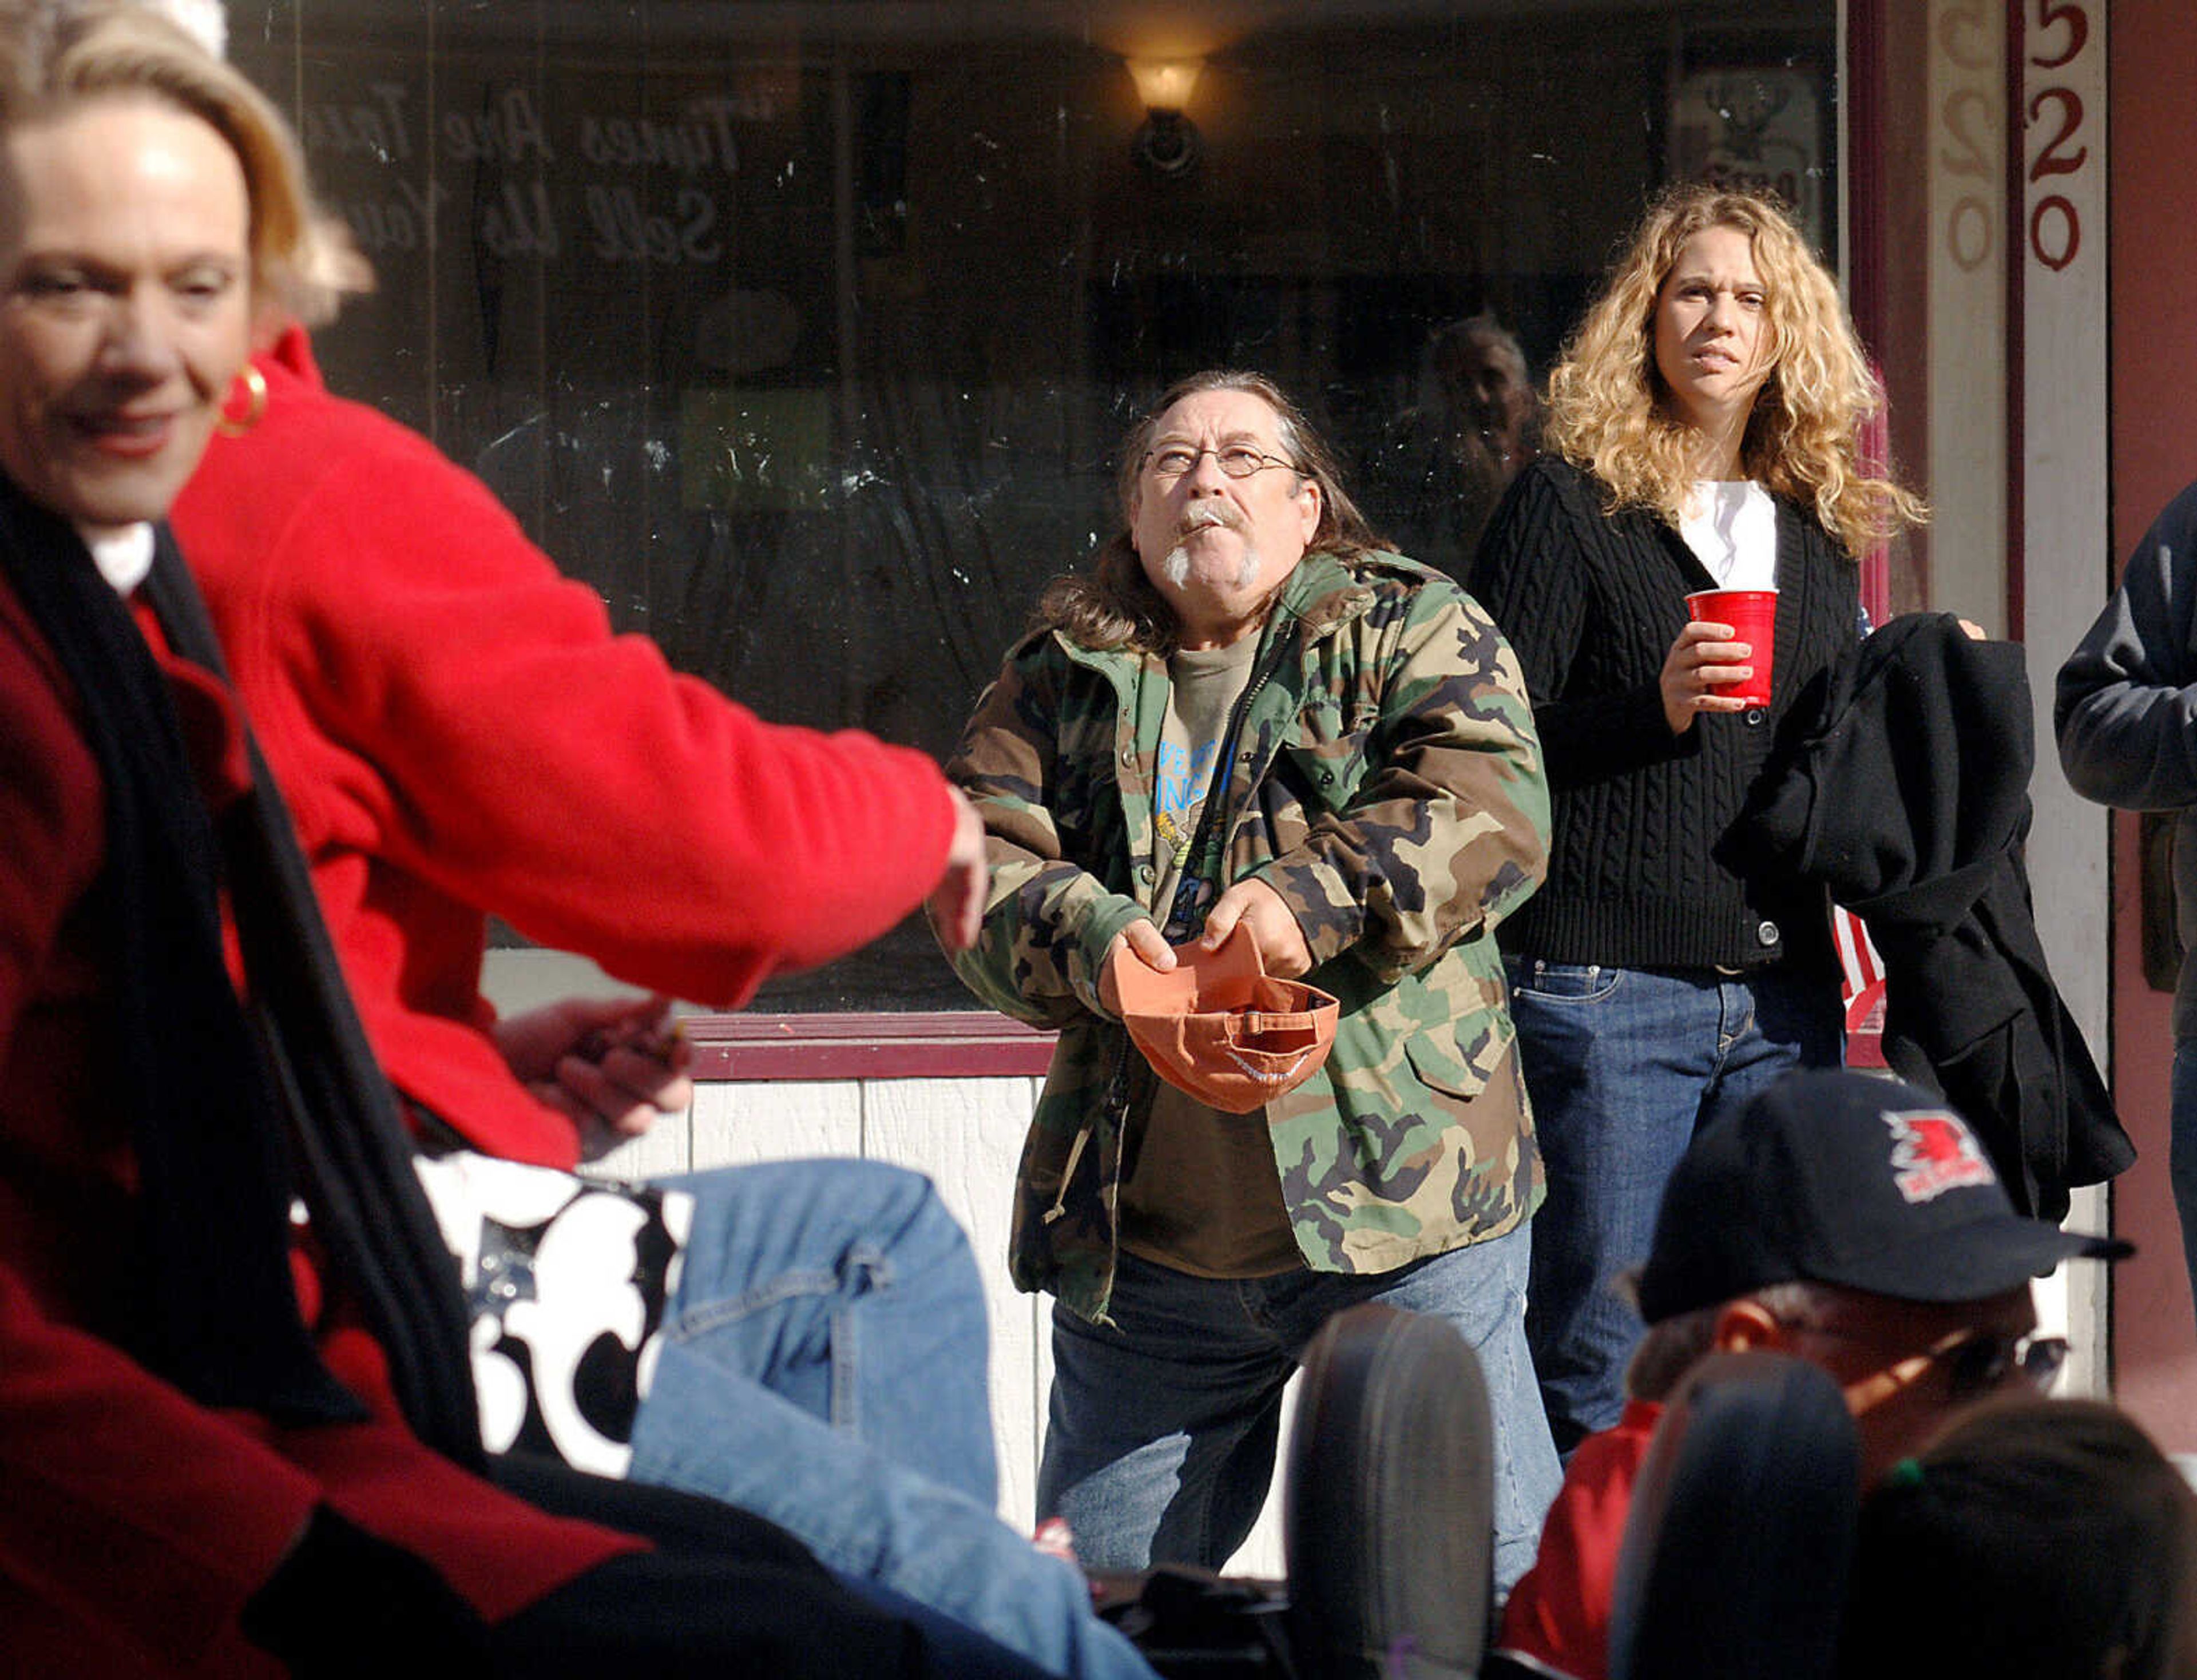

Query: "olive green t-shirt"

xmin=1119 ymin=638 xmax=1301 ymax=1278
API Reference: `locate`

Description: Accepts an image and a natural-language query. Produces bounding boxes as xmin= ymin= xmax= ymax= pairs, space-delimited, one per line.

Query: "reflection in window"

xmin=232 ymin=1 xmax=1835 ymax=1009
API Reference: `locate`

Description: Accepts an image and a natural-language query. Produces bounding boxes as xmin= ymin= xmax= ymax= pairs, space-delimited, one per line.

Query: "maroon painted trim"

xmin=684 ymin=1011 xmax=1056 ymax=1081
xmin=2004 ymin=0 xmax=2028 ymax=641
xmin=1844 ymin=0 xmax=1905 ymax=622
xmin=683 ymin=1008 xmax=1883 ymax=1079
xmin=1846 ymin=0 xmax=1888 ymax=363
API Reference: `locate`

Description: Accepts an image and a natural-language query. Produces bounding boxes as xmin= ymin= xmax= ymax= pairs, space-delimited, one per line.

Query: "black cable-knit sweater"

xmin=1467 ymin=454 xmax=1854 ymax=976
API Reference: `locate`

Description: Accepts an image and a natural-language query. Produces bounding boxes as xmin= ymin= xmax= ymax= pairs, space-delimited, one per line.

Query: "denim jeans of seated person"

xmin=1038 ymin=1221 xmax=1559 ymax=1598
xmin=624 ymin=1157 xmax=1160 ymax=1680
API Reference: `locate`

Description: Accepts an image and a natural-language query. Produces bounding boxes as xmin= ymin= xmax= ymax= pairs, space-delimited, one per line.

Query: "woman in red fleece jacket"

xmin=0 ymin=12 xmax=1010 ymax=1674
xmin=173 ymin=319 xmax=977 ymax=1168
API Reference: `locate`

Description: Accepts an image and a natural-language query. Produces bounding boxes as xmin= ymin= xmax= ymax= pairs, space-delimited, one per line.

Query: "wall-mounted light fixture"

xmin=1126 ymin=55 xmax=1204 ymax=178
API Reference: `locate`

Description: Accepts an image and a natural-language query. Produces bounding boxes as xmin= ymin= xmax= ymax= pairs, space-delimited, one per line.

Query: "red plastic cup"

xmin=1684 ymin=588 xmax=1776 ymax=708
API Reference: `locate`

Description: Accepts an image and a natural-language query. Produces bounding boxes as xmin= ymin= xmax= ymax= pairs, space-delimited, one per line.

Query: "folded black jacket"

xmin=1727 ymin=613 xmax=2133 ymax=1219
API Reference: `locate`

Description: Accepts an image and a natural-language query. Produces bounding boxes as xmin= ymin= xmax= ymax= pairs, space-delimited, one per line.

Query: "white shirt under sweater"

xmin=87 ymin=523 xmax=156 ymax=595
xmin=1679 ymin=479 xmax=1776 ymax=590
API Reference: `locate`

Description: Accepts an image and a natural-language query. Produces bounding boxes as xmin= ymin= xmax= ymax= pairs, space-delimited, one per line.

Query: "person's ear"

xmin=1295 ymin=476 xmax=1322 ymax=545
xmin=1711 ymin=1298 xmax=1791 ymax=1353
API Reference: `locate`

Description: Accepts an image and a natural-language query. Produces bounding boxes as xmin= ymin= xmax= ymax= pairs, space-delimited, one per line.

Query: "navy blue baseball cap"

xmin=1635 ymin=1070 xmax=2129 ymax=1324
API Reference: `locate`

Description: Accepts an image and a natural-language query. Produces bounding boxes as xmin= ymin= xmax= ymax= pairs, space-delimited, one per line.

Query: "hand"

xmin=1097 ymin=919 xmax=1174 ymax=1016
xmin=491 ymin=992 xmax=692 ymax=1154
xmin=928 ymin=785 xmax=989 ymax=955
xmin=1660 ymin=619 xmax=1756 ymax=734
xmin=1197 ymin=877 xmax=1312 ymax=978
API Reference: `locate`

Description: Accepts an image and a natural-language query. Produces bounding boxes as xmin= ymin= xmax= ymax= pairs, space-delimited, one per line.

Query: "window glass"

xmin=231 ymin=1 xmax=1837 ymax=1010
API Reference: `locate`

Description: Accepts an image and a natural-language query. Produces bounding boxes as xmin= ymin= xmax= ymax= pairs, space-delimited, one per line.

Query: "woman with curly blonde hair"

xmin=1468 ymin=184 xmax=1925 ymax=1457
xmin=1542 ymin=187 xmax=1922 ymax=555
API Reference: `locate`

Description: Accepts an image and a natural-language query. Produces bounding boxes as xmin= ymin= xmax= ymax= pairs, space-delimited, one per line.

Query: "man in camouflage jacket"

xmin=940 ymin=371 xmax=1560 ymax=1591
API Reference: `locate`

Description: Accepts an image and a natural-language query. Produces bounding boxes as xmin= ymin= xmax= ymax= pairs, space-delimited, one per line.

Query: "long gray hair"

xmin=1036 ymin=370 xmax=1384 ymax=656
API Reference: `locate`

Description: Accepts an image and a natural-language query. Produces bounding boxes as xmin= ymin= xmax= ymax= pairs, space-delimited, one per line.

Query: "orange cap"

xmin=1111 ymin=924 xmax=1340 ymax=1114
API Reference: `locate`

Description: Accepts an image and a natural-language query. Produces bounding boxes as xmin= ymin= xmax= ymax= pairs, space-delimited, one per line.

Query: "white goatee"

xmin=1162 ymin=542 xmax=1261 ymax=591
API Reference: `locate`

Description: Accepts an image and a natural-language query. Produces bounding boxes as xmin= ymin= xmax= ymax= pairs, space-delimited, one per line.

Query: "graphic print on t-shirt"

xmin=1155 ymin=736 xmax=1224 ymax=860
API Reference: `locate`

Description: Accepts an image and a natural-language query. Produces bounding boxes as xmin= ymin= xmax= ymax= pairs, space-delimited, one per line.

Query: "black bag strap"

xmin=145 ymin=534 xmax=484 ymax=1468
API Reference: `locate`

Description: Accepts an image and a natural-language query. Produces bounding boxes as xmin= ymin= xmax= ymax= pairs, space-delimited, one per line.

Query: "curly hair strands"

xmin=1037 ymin=369 xmax=1386 ymax=656
xmin=1544 ymin=183 xmax=1924 ymax=558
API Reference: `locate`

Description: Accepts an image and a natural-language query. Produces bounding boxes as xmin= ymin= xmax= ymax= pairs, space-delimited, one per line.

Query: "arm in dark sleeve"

xmin=2056 ymin=481 xmax=2197 ymax=811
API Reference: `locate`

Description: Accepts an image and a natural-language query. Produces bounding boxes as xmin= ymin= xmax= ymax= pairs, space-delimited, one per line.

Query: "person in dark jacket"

xmin=2057 ymin=478 xmax=2197 ymax=1331
xmin=1469 ymin=184 xmax=1926 ymax=1454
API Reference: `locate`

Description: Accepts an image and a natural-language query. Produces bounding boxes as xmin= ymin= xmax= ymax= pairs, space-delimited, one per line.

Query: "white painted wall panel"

xmin=867 ymin=1077 xmax=1049 ymax=1530
xmin=2018 ymin=0 xmax=2113 ymax=1400
xmin=688 ymin=1078 xmax=862 ymax=1167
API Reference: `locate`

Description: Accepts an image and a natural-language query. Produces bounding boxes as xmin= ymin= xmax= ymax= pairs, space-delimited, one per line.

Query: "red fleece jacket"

xmin=1493 ymin=1397 xmax=1664 ymax=1680
xmin=0 ymin=578 xmax=636 ymax=1678
xmin=171 ymin=331 xmax=957 ymax=1167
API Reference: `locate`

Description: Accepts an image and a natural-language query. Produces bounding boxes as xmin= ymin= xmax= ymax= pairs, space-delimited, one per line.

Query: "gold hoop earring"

xmin=215 ymin=363 xmax=268 ymax=438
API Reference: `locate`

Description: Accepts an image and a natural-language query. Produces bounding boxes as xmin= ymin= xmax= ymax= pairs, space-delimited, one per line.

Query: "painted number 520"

xmin=2027 ymin=0 xmax=2089 ymax=272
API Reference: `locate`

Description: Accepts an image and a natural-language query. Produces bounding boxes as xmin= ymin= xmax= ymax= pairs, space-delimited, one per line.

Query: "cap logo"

xmin=1882 ymin=1108 xmax=1996 ymax=1202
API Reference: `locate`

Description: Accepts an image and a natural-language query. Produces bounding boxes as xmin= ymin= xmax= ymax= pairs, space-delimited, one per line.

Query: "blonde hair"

xmin=1544 ymin=184 xmax=1924 ymax=558
xmin=0 ymin=3 xmax=363 ymax=324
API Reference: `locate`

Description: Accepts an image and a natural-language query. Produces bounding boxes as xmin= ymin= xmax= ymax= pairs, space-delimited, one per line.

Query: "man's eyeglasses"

xmin=1805 ymin=1321 xmax=2070 ymax=1400
xmin=1929 ymin=1328 xmax=2068 ymax=1399
xmin=1143 ymin=444 xmax=1299 ymax=480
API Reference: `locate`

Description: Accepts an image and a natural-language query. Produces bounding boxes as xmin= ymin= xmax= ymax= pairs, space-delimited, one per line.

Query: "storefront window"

xmin=230 ymin=1 xmax=1838 ymax=1009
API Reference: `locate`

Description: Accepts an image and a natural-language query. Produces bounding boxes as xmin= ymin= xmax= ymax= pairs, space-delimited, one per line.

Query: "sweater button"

xmin=1756 ymin=920 xmax=1780 ymax=947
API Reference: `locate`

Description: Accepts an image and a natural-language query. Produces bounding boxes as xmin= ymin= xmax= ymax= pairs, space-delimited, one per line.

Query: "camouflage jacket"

xmin=944 ymin=548 xmax=1551 ymax=1322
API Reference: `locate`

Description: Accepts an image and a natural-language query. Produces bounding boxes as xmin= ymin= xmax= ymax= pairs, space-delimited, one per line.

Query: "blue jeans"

xmin=1508 ymin=960 xmax=1844 ymax=1456
xmin=627 ymin=1158 xmax=1155 ymax=1680
xmin=1037 ymin=1222 xmax=1559 ymax=1596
